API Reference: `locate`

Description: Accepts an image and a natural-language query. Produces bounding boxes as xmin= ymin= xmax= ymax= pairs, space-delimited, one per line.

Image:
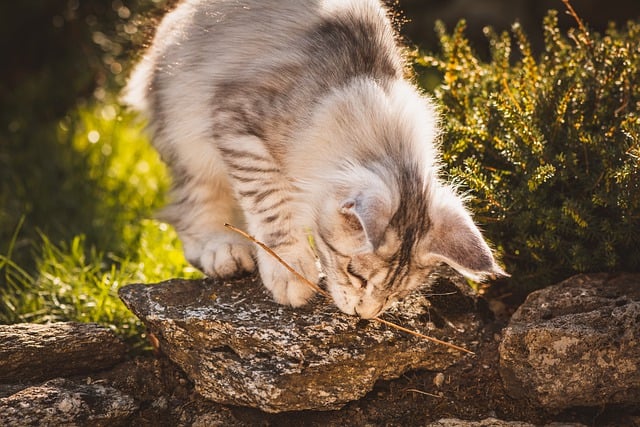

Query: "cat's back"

xmin=161 ymin=0 xmax=391 ymax=48
xmin=157 ymin=0 xmax=324 ymax=58
xmin=125 ymin=0 xmax=407 ymax=166
xmin=126 ymin=0 xmax=401 ymax=108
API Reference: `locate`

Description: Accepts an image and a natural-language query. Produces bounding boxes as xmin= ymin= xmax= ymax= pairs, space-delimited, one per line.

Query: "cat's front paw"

xmin=257 ymin=250 xmax=320 ymax=307
xmin=183 ymin=233 xmax=256 ymax=278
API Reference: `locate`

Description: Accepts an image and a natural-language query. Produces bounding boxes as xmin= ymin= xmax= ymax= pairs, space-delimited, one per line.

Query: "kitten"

xmin=124 ymin=0 xmax=506 ymax=319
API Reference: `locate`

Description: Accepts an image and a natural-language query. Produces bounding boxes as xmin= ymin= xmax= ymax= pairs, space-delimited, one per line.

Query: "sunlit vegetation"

xmin=420 ymin=11 xmax=640 ymax=288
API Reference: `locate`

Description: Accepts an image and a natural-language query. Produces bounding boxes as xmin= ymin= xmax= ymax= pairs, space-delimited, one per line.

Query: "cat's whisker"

xmin=225 ymin=222 xmax=474 ymax=355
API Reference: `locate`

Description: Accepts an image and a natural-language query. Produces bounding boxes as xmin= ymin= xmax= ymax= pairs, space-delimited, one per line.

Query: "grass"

xmin=0 ymin=101 xmax=201 ymax=347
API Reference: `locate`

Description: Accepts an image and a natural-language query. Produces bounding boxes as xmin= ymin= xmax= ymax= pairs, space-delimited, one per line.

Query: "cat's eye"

xmin=347 ymin=262 xmax=368 ymax=288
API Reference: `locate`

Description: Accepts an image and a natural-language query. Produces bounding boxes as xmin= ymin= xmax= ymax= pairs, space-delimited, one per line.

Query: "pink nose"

xmin=354 ymin=302 xmax=384 ymax=319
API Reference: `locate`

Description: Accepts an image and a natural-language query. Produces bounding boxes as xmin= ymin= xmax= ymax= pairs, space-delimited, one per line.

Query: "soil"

xmin=94 ymin=282 xmax=640 ymax=426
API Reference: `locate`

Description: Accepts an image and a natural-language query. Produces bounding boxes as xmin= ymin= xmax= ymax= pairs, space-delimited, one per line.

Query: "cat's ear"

xmin=339 ymin=192 xmax=393 ymax=250
xmin=420 ymin=189 xmax=507 ymax=281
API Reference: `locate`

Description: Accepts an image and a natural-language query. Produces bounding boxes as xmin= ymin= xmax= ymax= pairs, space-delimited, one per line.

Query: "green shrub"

xmin=420 ymin=10 xmax=640 ymax=288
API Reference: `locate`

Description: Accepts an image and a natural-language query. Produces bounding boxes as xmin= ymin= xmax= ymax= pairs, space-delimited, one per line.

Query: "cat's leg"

xmin=161 ymin=166 xmax=256 ymax=278
xmin=249 ymin=213 xmax=320 ymax=307
xmin=217 ymin=136 xmax=320 ymax=306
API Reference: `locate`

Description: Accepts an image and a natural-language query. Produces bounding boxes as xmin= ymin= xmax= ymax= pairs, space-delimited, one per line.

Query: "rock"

xmin=499 ymin=273 xmax=640 ymax=410
xmin=91 ymin=356 xmax=245 ymax=426
xmin=0 ymin=378 xmax=137 ymax=427
xmin=427 ymin=418 xmax=534 ymax=427
xmin=0 ymin=322 xmax=127 ymax=384
xmin=427 ymin=419 xmax=586 ymax=427
xmin=119 ymin=273 xmax=485 ymax=413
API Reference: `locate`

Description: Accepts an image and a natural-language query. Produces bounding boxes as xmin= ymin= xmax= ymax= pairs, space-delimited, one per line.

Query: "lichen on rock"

xmin=499 ymin=273 xmax=640 ymax=410
xmin=119 ymin=272 xmax=484 ymax=412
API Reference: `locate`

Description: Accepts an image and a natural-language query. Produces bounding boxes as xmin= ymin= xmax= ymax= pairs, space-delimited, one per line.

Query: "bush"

xmin=420 ymin=10 xmax=640 ymax=288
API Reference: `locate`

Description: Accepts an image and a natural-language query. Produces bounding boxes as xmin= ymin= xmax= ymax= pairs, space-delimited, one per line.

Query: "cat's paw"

xmin=257 ymin=250 xmax=319 ymax=307
xmin=183 ymin=234 xmax=256 ymax=278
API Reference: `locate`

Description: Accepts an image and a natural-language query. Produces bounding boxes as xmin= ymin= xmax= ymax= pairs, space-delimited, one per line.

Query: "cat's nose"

xmin=354 ymin=302 xmax=384 ymax=319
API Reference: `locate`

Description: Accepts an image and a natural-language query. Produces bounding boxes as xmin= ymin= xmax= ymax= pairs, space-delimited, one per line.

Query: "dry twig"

xmin=224 ymin=223 xmax=330 ymax=298
xmin=403 ymin=388 xmax=443 ymax=399
xmin=374 ymin=317 xmax=473 ymax=354
xmin=562 ymin=0 xmax=592 ymax=47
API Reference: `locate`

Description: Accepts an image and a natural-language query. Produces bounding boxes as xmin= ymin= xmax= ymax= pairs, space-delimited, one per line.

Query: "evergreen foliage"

xmin=421 ymin=10 xmax=640 ymax=288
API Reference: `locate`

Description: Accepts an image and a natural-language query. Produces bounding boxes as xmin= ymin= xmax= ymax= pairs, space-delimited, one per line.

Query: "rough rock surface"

xmin=427 ymin=419 xmax=586 ymax=427
xmin=0 ymin=378 xmax=137 ymax=427
xmin=119 ymin=273 xmax=486 ymax=413
xmin=0 ymin=322 xmax=127 ymax=383
xmin=1 ymin=274 xmax=638 ymax=425
xmin=499 ymin=273 xmax=640 ymax=410
xmin=427 ymin=418 xmax=535 ymax=427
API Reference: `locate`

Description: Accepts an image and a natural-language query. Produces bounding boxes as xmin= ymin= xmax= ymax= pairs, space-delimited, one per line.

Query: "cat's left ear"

xmin=339 ymin=192 xmax=393 ymax=251
xmin=420 ymin=190 xmax=508 ymax=281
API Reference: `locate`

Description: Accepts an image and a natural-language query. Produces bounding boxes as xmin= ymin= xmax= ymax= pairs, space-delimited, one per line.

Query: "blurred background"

xmin=401 ymin=0 xmax=640 ymax=53
xmin=1 ymin=1 xmax=639 ymax=331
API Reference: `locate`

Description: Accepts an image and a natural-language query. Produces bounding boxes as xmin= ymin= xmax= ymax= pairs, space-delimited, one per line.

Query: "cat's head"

xmin=312 ymin=164 xmax=506 ymax=319
xmin=295 ymin=77 xmax=505 ymax=318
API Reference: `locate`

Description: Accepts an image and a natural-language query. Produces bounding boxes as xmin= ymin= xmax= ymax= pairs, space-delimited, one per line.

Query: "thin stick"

xmin=561 ymin=0 xmax=592 ymax=47
xmin=374 ymin=317 xmax=474 ymax=355
xmin=403 ymin=388 xmax=443 ymax=399
xmin=225 ymin=223 xmax=474 ymax=354
xmin=224 ymin=223 xmax=330 ymax=298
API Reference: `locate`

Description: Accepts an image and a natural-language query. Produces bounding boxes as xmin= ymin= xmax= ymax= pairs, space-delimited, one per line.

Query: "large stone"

xmin=0 ymin=322 xmax=127 ymax=383
xmin=119 ymin=273 xmax=485 ymax=413
xmin=427 ymin=418 xmax=534 ymax=427
xmin=499 ymin=273 xmax=640 ymax=410
xmin=427 ymin=419 xmax=586 ymax=427
xmin=0 ymin=378 xmax=137 ymax=427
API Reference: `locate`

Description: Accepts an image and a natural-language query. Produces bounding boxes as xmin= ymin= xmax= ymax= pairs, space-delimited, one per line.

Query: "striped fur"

xmin=125 ymin=0 xmax=505 ymax=318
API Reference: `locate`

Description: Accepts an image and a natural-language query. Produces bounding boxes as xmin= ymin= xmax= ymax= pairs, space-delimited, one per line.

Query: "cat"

xmin=124 ymin=0 xmax=506 ymax=319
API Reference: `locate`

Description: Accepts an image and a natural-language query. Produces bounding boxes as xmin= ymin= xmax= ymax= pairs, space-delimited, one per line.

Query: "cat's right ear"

xmin=338 ymin=192 xmax=394 ymax=251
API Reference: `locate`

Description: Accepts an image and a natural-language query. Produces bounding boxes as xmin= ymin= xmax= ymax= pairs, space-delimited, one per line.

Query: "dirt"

xmin=94 ymin=283 xmax=640 ymax=426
